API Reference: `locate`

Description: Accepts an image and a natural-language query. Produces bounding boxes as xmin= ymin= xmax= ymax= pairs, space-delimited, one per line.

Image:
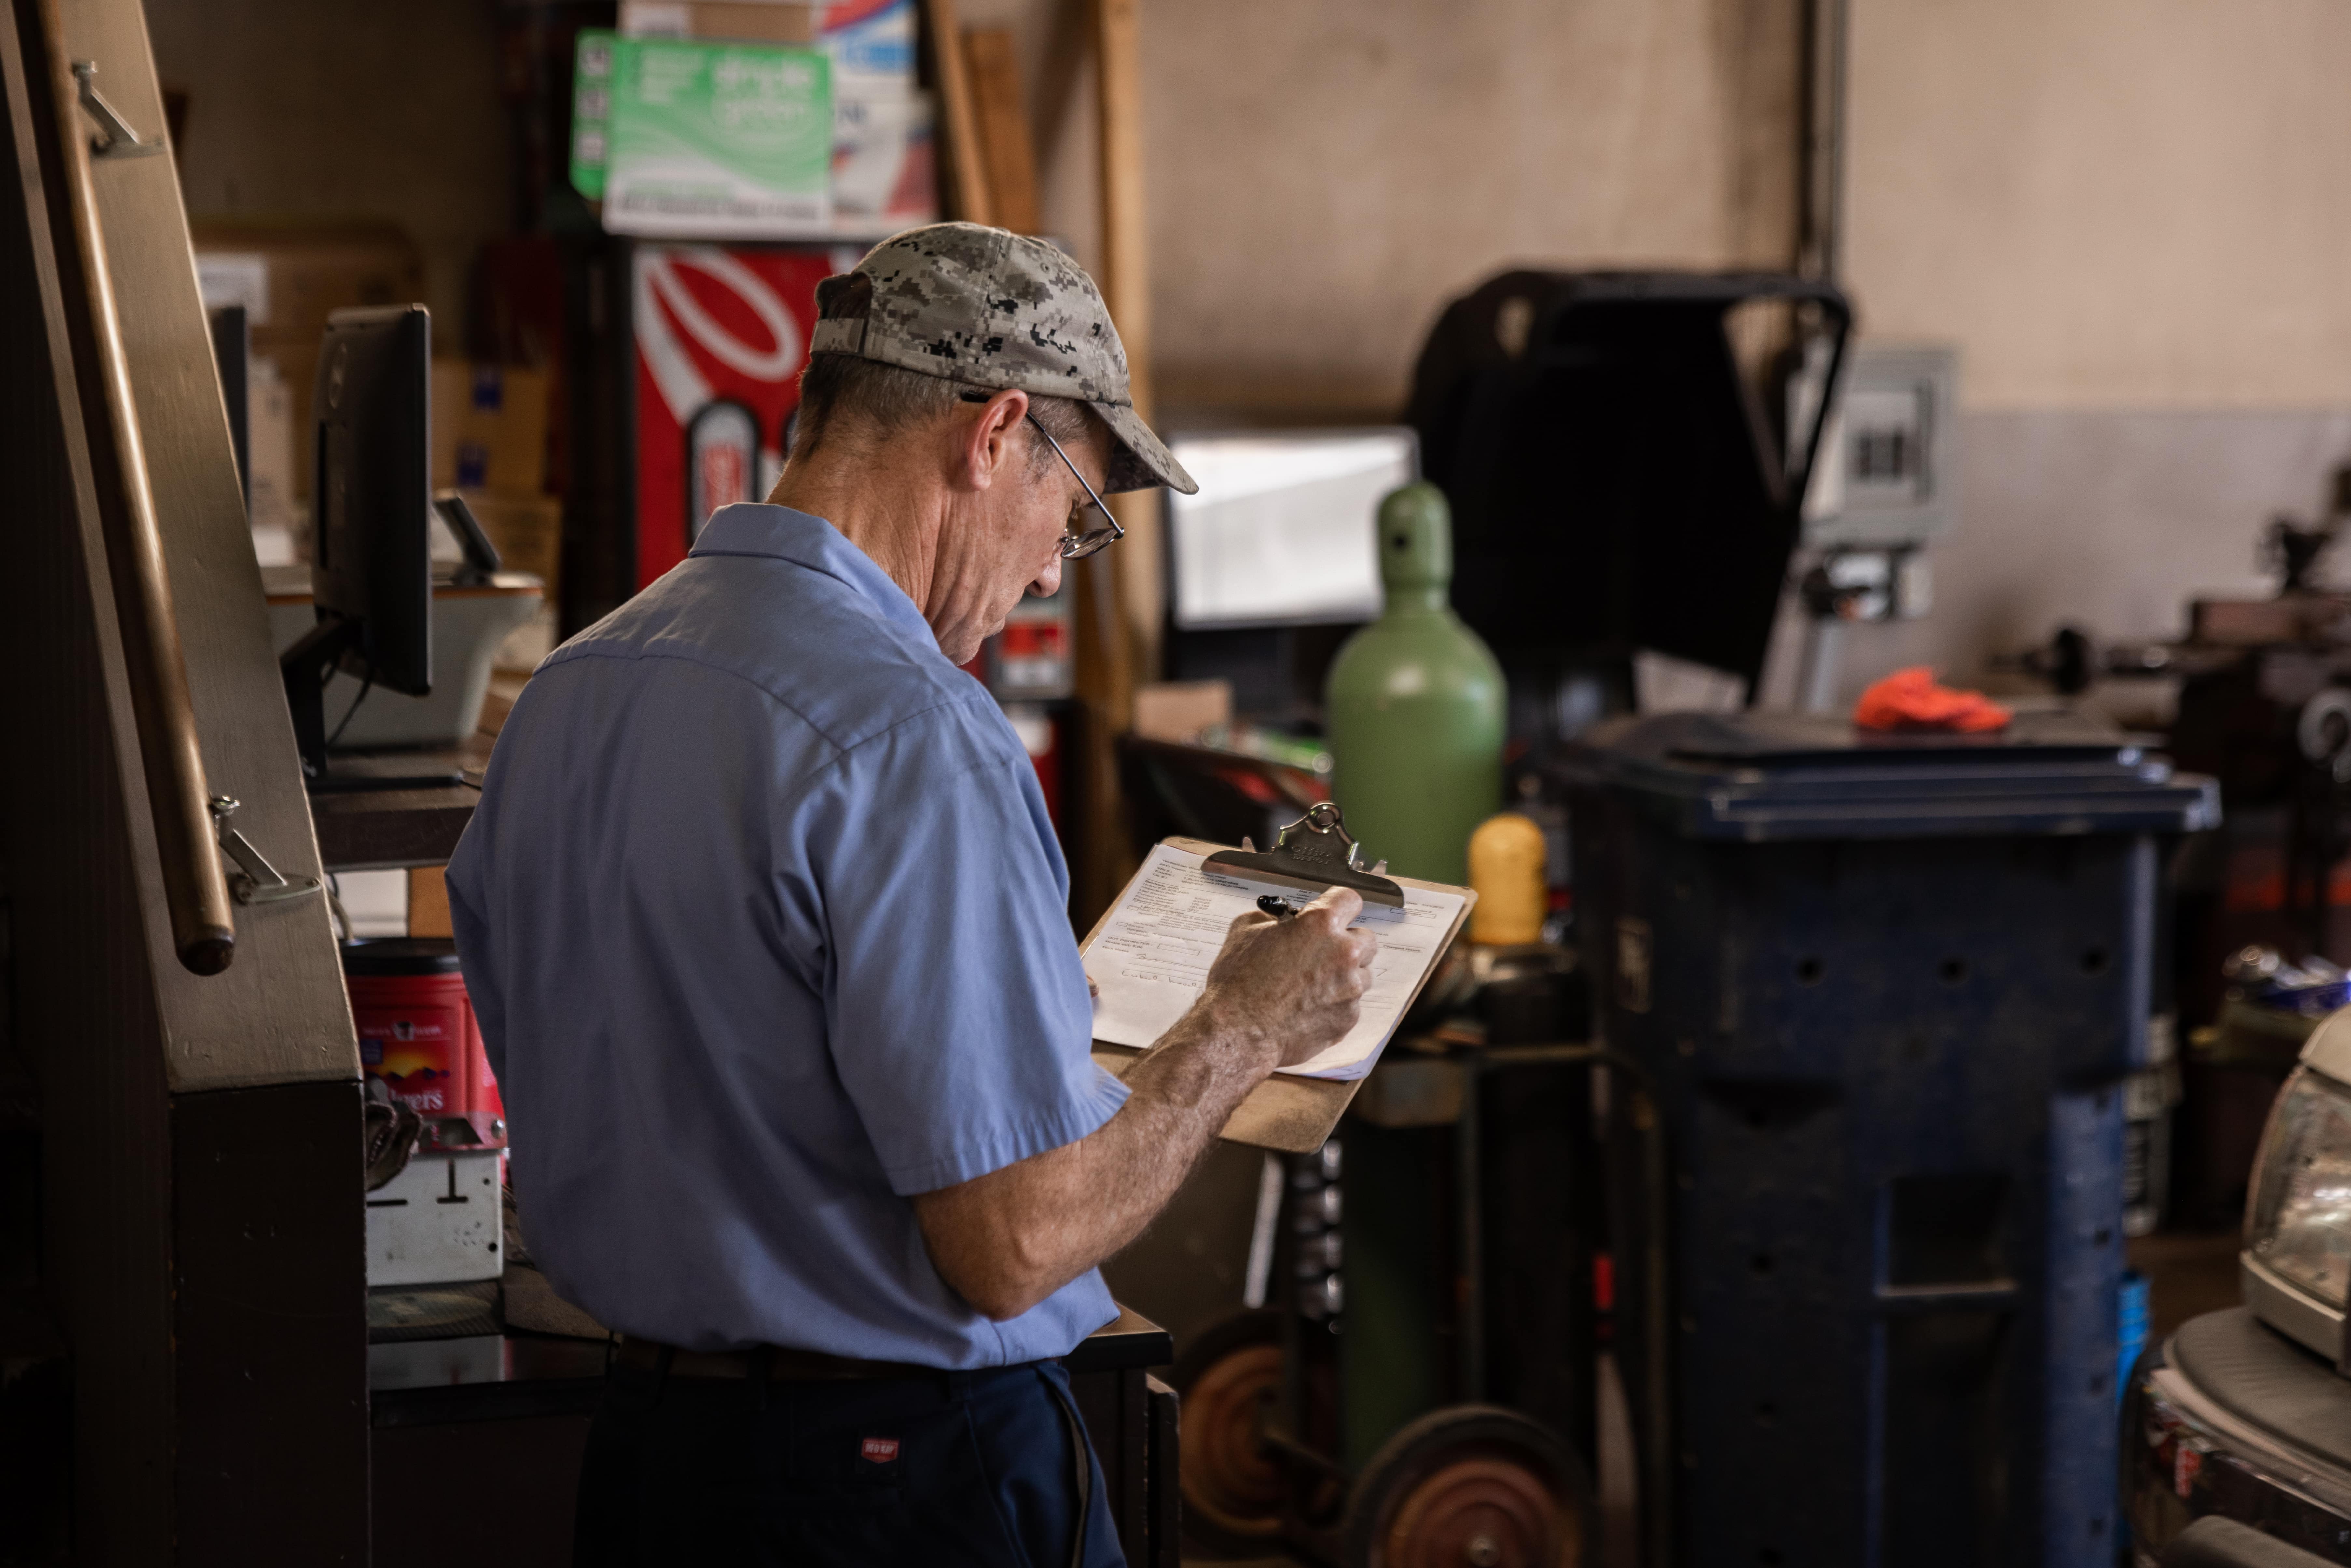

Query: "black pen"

xmin=1256 ymin=894 xmax=1295 ymax=921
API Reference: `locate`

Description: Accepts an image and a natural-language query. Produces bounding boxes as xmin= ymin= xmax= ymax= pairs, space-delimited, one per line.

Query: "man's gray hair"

xmin=790 ymin=354 xmax=1092 ymax=471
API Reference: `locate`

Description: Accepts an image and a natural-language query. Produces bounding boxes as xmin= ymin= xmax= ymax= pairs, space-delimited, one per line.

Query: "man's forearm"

xmin=912 ymin=1000 xmax=1272 ymax=1320
xmin=1076 ymin=1002 xmax=1279 ymax=1243
xmin=915 ymin=891 xmax=1373 ymax=1321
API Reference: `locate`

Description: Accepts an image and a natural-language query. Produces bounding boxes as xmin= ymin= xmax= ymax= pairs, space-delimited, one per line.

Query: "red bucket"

xmin=342 ymin=939 xmax=487 ymax=1117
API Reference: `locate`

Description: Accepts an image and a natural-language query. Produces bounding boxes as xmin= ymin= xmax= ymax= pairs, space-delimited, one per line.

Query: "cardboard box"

xmin=242 ymin=355 xmax=298 ymax=551
xmin=832 ymin=81 xmax=935 ymax=233
xmin=458 ymin=489 xmax=563 ymax=586
xmin=458 ymin=490 xmax=564 ymax=672
xmin=1134 ymin=681 xmax=1233 ymax=743
xmin=191 ymin=222 xmax=425 ymax=502
xmin=575 ymin=31 xmax=834 ymax=238
xmin=619 ymin=0 xmax=816 ymax=44
xmin=431 ymin=361 xmax=552 ymax=496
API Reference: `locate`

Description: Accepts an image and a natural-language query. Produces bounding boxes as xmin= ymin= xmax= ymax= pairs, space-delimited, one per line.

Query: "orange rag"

xmin=1853 ymin=666 xmax=2012 ymax=733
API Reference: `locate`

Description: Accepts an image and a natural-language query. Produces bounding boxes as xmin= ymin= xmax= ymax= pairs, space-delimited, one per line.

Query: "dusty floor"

xmin=2130 ymin=1228 xmax=2244 ymax=1341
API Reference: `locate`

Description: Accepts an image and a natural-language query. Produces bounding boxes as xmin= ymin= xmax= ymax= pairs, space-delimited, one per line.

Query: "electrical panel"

xmin=1799 ymin=343 xmax=1959 ymax=550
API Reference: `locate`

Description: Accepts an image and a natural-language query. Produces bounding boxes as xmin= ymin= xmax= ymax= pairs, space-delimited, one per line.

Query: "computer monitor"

xmin=280 ymin=304 xmax=457 ymax=791
xmin=1160 ymin=429 xmax=1418 ymax=721
xmin=1165 ymin=430 xmax=1417 ymax=630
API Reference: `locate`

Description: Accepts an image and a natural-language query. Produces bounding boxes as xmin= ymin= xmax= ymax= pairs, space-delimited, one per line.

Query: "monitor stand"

xmin=281 ymin=617 xmax=468 ymax=794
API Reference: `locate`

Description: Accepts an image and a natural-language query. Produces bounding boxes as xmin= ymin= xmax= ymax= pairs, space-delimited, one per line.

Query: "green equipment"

xmin=1324 ymin=483 xmax=1506 ymax=886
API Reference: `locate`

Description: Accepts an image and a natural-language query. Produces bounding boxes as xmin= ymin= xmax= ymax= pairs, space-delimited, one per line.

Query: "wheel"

xmin=1340 ymin=1405 xmax=1592 ymax=1568
xmin=1168 ymin=1308 xmax=1287 ymax=1555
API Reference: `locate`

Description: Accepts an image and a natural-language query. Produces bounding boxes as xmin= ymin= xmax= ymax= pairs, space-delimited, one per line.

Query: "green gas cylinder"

xmin=1324 ymin=482 xmax=1505 ymax=886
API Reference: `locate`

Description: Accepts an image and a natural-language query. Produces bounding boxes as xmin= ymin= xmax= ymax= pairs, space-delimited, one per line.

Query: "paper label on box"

xmin=602 ymin=37 xmax=833 ymax=237
xmin=196 ymin=252 xmax=270 ymax=324
xmin=619 ymin=0 xmax=693 ymax=36
xmin=822 ymin=0 xmax=913 ymax=83
xmin=571 ymin=30 xmax=618 ymax=199
xmin=830 ymin=81 xmax=934 ymax=228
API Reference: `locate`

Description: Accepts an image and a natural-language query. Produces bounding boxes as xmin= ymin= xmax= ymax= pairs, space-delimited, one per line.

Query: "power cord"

xmin=324 ymin=872 xmax=353 ymax=943
xmin=326 ymin=672 xmax=374 ymax=749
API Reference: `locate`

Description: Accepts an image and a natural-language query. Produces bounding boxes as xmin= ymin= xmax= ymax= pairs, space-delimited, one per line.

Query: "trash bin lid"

xmin=340 ymin=937 xmax=463 ymax=976
xmin=1554 ymin=710 xmax=2220 ymax=840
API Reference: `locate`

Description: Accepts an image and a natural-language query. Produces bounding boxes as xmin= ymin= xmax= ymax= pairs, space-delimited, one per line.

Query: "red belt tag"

xmin=860 ymin=1437 xmax=900 ymax=1464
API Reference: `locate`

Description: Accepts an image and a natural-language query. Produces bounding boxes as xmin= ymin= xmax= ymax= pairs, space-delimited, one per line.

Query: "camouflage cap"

xmin=809 ymin=222 xmax=1196 ymax=496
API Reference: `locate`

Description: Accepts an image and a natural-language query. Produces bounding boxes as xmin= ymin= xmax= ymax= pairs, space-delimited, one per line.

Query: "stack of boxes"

xmin=570 ymin=0 xmax=934 ymax=240
xmin=192 ymin=223 xmax=426 ymax=565
xmin=194 ymin=224 xmax=566 ymax=675
xmin=429 ymin=361 xmax=563 ymax=671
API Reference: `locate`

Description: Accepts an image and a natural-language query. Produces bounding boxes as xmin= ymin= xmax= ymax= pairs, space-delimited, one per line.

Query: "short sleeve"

xmin=802 ymin=701 xmax=1128 ymax=1195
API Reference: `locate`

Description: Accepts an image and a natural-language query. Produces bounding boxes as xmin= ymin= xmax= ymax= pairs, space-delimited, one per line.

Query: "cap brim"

xmin=1094 ymin=401 xmax=1197 ymax=495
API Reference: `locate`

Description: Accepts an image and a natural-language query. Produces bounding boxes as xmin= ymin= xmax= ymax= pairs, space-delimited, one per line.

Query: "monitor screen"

xmin=313 ymin=304 xmax=432 ymax=695
xmin=1166 ymin=430 xmax=1417 ymax=630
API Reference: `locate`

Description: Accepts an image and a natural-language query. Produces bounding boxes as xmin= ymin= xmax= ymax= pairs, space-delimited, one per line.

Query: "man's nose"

xmin=1030 ymin=554 xmax=1064 ymax=599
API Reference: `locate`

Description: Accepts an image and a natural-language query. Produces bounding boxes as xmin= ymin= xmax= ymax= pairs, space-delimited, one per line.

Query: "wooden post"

xmin=1061 ymin=0 xmax=1157 ymax=926
xmin=1094 ymin=0 xmax=1151 ymax=411
xmin=1092 ymin=0 xmax=1163 ymax=686
xmin=920 ymin=0 xmax=992 ymax=225
xmin=963 ymin=27 xmax=1041 ymax=235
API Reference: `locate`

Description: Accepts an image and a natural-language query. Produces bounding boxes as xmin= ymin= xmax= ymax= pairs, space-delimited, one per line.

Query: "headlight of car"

xmin=2247 ymin=1068 xmax=2351 ymax=1303
xmin=2244 ymin=1011 xmax=2351 ymax=1357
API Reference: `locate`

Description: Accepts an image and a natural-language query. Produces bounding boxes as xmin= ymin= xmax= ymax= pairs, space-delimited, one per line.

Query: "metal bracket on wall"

xmin=208 ymin=796 xmax=322 ymax=906
xmin=71 ymin=61 xmax=162 ymax=159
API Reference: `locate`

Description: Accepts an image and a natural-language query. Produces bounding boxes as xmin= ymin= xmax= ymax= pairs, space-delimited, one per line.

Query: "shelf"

xmin=309 ymin=740 xmax=490 ymax=871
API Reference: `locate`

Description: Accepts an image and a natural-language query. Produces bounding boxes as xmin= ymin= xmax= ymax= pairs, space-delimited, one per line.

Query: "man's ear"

xmin=960 ymin=388 xmax=1030 ymax=492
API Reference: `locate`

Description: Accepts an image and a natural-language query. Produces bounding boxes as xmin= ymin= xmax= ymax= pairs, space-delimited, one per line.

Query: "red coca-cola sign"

xmin=633 ymin=243 xmax=857 ymax=587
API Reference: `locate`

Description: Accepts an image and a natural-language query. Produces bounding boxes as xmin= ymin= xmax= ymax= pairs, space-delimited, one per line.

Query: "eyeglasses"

xmin=959 ymin=389 xmax=1124 ymax=559
xmin=1026 ymin=415 xmax=1124 ymax=560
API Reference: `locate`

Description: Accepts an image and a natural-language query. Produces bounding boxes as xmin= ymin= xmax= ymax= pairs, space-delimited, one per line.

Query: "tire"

xmin=1167 ymin=1308 xmax=1288 ymax=1557
xmin=1339 ymin=1405 xmax=1594 ymax=1568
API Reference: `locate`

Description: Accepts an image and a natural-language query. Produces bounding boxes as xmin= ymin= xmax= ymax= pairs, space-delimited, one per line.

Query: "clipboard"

xmin=1078 ymin=808 xmax=1477 ymax=1154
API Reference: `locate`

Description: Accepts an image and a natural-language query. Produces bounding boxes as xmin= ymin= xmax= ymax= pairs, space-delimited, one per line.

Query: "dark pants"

xmin=574 ymin=1356 xmax=1125 ymax=1567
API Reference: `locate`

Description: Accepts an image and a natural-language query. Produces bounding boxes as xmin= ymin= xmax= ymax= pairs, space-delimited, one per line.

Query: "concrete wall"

xmin=1138 ymin=0 xmax=1801 ymax=414
xmin=959 ymin=0 xmax=1805 ymax=677
xmin=980 ymin=0 xmax=2351 ymax=698
xmin=1828 ymin=0 xmax=2351 ymax=698
xmin=969 ymin=0 xmax=1803 ymax=416
xmin=141 ymin=0 xmax=2351 ymax=696
xmin=1766 ymin=410 xmax=2350 ymax=708
xmin=145 ymin=0 xmax=508 ymax=330
xmin=149 ymin=0 xmax=1804 ymax=414
xmin=1847 ymin=0 xmax=2351 ymax=410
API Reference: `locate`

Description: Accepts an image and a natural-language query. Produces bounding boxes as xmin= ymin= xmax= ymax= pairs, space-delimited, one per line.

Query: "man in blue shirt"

xmin=446 ymin=224 xmax=1376 ymax=1566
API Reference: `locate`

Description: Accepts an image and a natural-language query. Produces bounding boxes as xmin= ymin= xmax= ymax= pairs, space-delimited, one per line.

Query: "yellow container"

xmin=1467 ymin=811 xmax=1547 ymax=944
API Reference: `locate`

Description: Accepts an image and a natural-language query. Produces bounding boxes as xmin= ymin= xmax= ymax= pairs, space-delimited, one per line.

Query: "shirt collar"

xmin=690 ymin=503 xmax=934 ymax=641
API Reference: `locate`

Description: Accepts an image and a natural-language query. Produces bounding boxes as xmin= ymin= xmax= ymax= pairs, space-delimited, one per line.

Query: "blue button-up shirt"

xmin=445 ymin=503 xmax=1128 ymax=1365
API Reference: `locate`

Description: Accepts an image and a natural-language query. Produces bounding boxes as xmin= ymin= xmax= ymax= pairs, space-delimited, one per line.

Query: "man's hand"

xmin=912 ymin=888 xmax=1379 ymax=1320
xmin=1190 ymin=889 xmax=1382 ymax=1070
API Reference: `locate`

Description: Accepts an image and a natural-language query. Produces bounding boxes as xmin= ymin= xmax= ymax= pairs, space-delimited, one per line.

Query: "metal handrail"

xmin=33 ymin=0 xmax=233 ymax=975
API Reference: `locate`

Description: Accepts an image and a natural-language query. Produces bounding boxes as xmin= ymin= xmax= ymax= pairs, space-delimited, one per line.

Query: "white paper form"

xmin=1083 ymin=844 xmax=1467 ymax=1081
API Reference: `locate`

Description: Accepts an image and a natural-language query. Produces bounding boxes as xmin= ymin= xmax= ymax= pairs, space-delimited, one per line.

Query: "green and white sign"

xmin=572 ymin=30 xmax=832 ymax=238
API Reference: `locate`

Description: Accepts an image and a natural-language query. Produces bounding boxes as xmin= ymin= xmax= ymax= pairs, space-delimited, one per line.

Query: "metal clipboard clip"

xmin=1201 ymin=802 xmax=1406 ymax=910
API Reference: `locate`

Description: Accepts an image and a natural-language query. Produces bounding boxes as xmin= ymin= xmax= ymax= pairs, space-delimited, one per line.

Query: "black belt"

xmin=614 ymin=1335 xmax=935 ymax=1382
